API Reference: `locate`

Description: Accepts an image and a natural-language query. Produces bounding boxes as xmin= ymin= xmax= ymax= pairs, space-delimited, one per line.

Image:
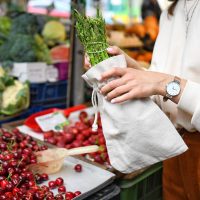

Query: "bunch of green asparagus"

xmin=74 ymin=9 xmax=109 ymax=66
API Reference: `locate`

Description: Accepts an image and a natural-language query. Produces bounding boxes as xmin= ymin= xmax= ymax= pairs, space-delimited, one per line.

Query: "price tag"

xmin=35 ymin=112 xmax=69 ymax=132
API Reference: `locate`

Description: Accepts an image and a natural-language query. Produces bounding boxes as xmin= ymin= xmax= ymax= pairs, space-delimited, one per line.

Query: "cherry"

xmin=48 ymin=181 xmax=57 ymax=189
xmin=74 ymin=164 xmax=82 ymax=172
xmin=58 ymin=185 xmax=66 ymax=193
xmin=25 ymin=172 xmax=34 ymax=181
xmin=46 ymin=191 xmax=54 ymax=199
xmin=74 ymin=190 xmax=82 ymax=196
xmin=41 ymin=185 xmax=49 ymax=193
xmin=4 ymin=154 xmax=13 ymax=161
xmin=64 ymin=133 xmax=75 ymax=144
xmin=0 ymin=194 xmax=7 ymax=200
xmin=65 ymin=192 xmax=75 ymax=199
xmin=55 ymin=177 xmax=64 ymax=186
xmin=5 ymin=182 xmax=13 ymax=191
xmin=35 ymin=173 xmax=43 ymax=184
xmin=43 ymin=132 xmax=53 ymax=139
xmin=10 ymin=160 xmax=18 ymax=167
xmin=5 ymin=191 xmax=12 ymax=198
xmin=76 ymin=134 xmax=85 ymax=141
xmin=35 ymin=191 xmax=45 ymax=199
xmin=79 ymin=111 xmax=88 ymax=121
xmin=41 ymin=173 xmax=49 ymax=181
xmin=12 ymin=187 xmax=20 ymax=195
xmin=28 ymin=180 xmax=35 ymax=188
xmin=0 ymin=143 xmax=7 ymax=150
xmin=46 ymin=196 xmax=55 ymax=200
xmin=23 ymin=148 xmax=32 ymax=156
xmin=0 ymin=168 xmax=6 ymax=176
xmin=3 ymin=132 xmax=12 ymax=138
xmin=95 ymin=154 xmax=104 ymax=164
xmin=1 ymin=180 xmax=9 ymax=190
xmin=55 ymin=193 xmax=64 ymax=199
xmin=0 ymin=154 xmax=5 ymax=160
xmin=2 ymin=161 xmax=9 ymax=169
xmin=12 ymin=178 xmax=20 ymax=186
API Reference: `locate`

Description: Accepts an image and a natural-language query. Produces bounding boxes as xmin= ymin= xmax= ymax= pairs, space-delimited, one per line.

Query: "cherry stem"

xmin=17 ymin=157 xmax=24 ymax=168
xmin=6 ymin=172 xmax=12 ymax=181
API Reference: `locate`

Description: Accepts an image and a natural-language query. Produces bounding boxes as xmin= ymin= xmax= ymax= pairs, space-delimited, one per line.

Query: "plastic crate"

xmin=30 ymin=80 xmax=67 ymax=105
xmin=85 ymin=184 xmax=120 ymax=200
xmin=118 ymin=162 xmax=163 ymax=200
xmin=0 ymin=107 xmax=42 ymax=127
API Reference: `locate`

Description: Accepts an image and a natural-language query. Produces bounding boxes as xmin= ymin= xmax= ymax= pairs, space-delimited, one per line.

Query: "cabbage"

xmin=42 ymin=21 xmax=66 ymax=46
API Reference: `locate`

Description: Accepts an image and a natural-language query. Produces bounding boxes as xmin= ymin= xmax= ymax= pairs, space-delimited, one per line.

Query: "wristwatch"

xmin=163 ymin=76 xmax=181 ymax=102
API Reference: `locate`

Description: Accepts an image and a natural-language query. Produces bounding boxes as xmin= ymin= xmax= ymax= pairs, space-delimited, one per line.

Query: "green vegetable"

xmin=0 ymin=80 xmax=30 ymax=115
xmin=0 ymin=16 xmax=12 ymax=46
xmin=42 ymin=20 xmax=66 ymax=46
xmin=0 ymin=67 xmax=14 ymax=92
xmin=0 ymin=16 xmax=12 ymax=35
xmin=0 ymin=67 xmax=5 ymax=77
xmin=34 ymin=34 xmax=52 ymax=64
xmin=11 ymin=13 xmax=39 ymax=35
xmin=0 ymin=34 xmax=51 ymax=64
xmin=74 ymin=9 xmax=109 ymax=66
xmin=0 ymin=34 xmax=36 ymax=62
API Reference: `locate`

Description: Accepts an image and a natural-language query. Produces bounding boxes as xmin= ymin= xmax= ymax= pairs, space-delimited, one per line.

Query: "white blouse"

xmin=150 ymin=0 xmax=200 ymax=132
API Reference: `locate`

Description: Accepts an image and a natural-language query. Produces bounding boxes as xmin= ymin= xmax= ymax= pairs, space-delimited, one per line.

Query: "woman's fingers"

xmin=106 ymin=46 xmax=123 ymax=55
xmin=84 ymin=55 xmax=91 ymax=70
xmin=110 ymin=92 xmax=134 ymax=104
xmin=101 ymin=77 xmax=126 ymax=95
xmin=101 ymin=68 xmax=126 ymax=81
xmin=105 ymin=84 xmax=131 ymax=101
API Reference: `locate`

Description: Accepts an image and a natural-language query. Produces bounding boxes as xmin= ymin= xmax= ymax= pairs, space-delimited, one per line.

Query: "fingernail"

xmin=105 ymin=96 xmax=108 ymax=100
xmin=106 ymin=47 xmax=113 ymax=52
xmin=111 ymin=99 xmax=116 ymax=104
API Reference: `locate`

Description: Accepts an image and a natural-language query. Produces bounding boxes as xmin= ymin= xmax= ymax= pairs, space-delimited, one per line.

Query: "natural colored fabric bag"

xmin=82 ymin=55 xmax=188 ymax=173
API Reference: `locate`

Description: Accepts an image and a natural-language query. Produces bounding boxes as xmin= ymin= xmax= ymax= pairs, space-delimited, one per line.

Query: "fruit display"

xmin=43 ymin=111 xmax=110 ymax=166
xmin=125 ymin=16 xmax=159 ymax=42
xmin=106 ymin=15 xmax=159 ymax=67
xmin=0 ymin=128 xmax=82 ymax=199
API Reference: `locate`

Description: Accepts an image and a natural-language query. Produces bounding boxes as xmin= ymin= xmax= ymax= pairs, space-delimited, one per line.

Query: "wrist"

xmin=156 ymin=73 xmax=187 ymax=103
xmin=156 ymin=73 xmax=174 ymax=96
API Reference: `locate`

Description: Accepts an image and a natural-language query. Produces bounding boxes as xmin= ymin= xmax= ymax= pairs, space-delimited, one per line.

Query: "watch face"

xmin=167 ymin=82 xmax=181 ymax=96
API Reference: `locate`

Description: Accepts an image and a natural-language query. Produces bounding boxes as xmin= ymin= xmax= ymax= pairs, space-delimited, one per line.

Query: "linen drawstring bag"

xmin=82 ymin=54 xmax=188 ymax=174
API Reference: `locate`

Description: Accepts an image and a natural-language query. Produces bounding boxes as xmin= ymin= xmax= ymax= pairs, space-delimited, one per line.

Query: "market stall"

xmin=0 ymin=0 xmax=164 ymax=199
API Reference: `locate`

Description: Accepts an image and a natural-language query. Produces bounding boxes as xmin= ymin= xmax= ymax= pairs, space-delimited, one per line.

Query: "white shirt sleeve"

xmin=178 ymin=81 xmax=200 ymax=131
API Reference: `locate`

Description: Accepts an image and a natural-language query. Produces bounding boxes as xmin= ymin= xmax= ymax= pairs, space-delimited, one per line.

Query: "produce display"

xmin=0 ymin=13 xmax=51 ymax=65
xmin=0 ymin=128 xmax=82 ymax=199
xmin=43 ymin=111 xmax=109 ymax=165
xmin=0 ymin=67 xmax=30 ymax=116
xmin=106 ymin=15 xmax=159 ymax=66
xmin=125 ymin=16 xmax=159 ymax=42
xmin=0 ymin=12 xmax=68 ymax=67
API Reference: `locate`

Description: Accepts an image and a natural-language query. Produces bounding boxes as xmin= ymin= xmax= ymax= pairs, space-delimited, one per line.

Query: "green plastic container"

xmin=118 ymin=162 xmax=163 ymax=200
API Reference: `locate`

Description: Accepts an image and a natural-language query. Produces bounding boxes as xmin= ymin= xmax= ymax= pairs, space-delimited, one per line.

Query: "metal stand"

xmin=67 ymin=0 xmax=86 ymax=107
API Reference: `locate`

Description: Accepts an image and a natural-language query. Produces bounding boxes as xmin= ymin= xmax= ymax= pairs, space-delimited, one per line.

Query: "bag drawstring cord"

xmin=91 ymin=86 xmax=99 ymax=132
